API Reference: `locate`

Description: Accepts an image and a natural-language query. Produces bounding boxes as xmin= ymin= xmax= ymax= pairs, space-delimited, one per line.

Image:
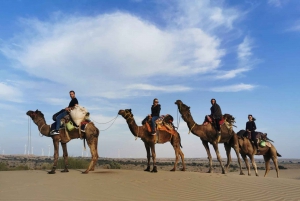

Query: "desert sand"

xmin=1 ymin=168 xmax=300 ymax=201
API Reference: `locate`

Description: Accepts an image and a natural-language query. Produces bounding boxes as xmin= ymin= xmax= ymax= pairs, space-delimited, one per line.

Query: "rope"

xmin=91 ymin=114 xmax=119 ymax=124
xmin=176 ymin=108 xmax=181 ymax=130
xmin=96 ymin=115 xmax=119 ymax=131
xmin=188 ymin=123 xmax=196 ymax=134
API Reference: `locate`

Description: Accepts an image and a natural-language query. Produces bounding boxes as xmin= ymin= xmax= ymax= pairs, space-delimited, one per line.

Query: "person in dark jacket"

xmin=246 ymin=114 xmax=259 ymax=152
xmin=210 ymin=98 xmax=222 ymax=142
xmin=149 ymin=98 xmax=161 ymax=135
xmin=52 ymin=90 xmax=78 ymax=135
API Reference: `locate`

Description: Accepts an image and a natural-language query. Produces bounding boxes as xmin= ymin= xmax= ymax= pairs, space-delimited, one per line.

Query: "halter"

xmin=124 ymin=110 xmax=134 ymax=124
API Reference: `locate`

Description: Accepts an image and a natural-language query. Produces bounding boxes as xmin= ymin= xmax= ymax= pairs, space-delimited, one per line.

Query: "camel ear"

xmin=129 ymin=109 xmax=132 ymax=112
xmin=188 ymin=107 xmax=190 ymax=109
xmin=35 ymin=109 xmax=38 ymax=112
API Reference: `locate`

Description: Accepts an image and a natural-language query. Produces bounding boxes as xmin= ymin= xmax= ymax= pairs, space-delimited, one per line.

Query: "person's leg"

xmin=251 ymin=131 xmax=259 ymax=152
xmin=151 ymin=116 xmax=159 ymax=134
xmin=55 ymin=110 xmax=68 ymax=131
xmin=215 ymin=118 xmax=221 ymax=142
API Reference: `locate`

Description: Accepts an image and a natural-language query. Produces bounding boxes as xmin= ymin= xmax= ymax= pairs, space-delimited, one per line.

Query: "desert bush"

xmin=0 ymin=162 xmax=8 ymax=171
xmin=278 ymin=165 xmax=287 ymax=169
xmin=56 ymin=157 xmax=90 ymax=169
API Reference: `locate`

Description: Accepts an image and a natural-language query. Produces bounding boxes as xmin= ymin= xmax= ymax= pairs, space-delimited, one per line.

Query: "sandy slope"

xmin=0 ymin=169 xmax=300 ymax=201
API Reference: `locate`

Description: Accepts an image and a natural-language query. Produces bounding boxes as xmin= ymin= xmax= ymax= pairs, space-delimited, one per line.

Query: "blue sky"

xmin=0 ymin=0 xmax=299 ymax=159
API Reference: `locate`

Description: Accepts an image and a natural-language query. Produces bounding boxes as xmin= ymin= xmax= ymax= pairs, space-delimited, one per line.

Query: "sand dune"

xmin=1 ymin=169 xmax=300 ymax=201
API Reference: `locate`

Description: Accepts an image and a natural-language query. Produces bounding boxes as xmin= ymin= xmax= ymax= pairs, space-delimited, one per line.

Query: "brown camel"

xmin=237 ymin=130 xmax=281 ymax=177
xmin=26 ymin=110 xmax=99 ymax=174
xmin=118 ymin=109 xmax=186 ymax=172
xmin=175 ymin=100 xmax=244 ymax=174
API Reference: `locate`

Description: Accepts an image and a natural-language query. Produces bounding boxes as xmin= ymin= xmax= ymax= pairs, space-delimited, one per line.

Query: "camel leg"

xmin=179 ymin=149 xmax=186 ymax=171
xmin=224 ymin=142 xmax=232 ymax=170
xmin=150 ymin=145 xmax=157 ymax=173
xmin=249 ymin=154 xmax=258 ymax=176
xmin=231 ymin=136 xmax=244 ymax=175
xmin=212 ymin=142 xmax=226 ymax=174
xmin=263 ymin=155 xmax=271 ymax=177
xmin=89 ymin=137 xmax=99 ymax=171
xmin=144 ymin=143 xmax=151 ymax=172
xmin=82 ymin=136 xmax=98 ymax=174
xmin=202 ymin=140 xmax=213 ymax=173
xmin=241 ymin=154 xmax=251 ymax=176
xmin=170 ymin=144 xmax=179 ymax=172
xmin=60 ymin=143 xmax=69 ymax=173
xmin=272 ymin=156 xmax=279 ymax=178
xmin=48 ymin=137 xmax=60 ymax=174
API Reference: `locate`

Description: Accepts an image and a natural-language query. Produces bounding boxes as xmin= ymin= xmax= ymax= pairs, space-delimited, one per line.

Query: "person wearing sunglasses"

xmin=149 ymin=98 xmax=161 ymax=135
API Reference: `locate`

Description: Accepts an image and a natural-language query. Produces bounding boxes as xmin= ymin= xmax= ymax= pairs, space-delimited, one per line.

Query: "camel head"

xmin=174 ymin=100 xmax=191 ymax=121
xmin=118 ymin=109 xmax=134 ymax=120
xmin=26 ymin=110 xmax=45 ymax=122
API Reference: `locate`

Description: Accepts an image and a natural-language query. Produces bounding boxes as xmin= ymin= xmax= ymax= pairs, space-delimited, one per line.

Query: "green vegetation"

xmin=56 ymin=157 xmax=90 ymax=169
xmin=0 ymin=162 xmax=29 ymax=171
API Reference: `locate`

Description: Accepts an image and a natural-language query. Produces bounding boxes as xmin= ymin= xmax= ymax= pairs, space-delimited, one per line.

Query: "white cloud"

xmin=0 ymin=11 xmax=226 ymax=99
xmin=210 ymin=83 xmax=256 ymax=92
xmin=268 ymin=0 xmax=282 ymax=7
xmin=0 ymin=0 xmax=257 ymax=103
xmin=287 ymin=20 xmax=300 ymax=32
xmin=0 ymin=82 xmax=22 ymax=102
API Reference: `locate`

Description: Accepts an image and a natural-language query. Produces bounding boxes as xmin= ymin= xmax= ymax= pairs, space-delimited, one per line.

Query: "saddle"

xmin=237 ymin=130 xmax=272 ymax=148
xmin=142 ymin=114 xmax=177 ymax=136
xmin=52 ymin=110 xmax=91 ymax=132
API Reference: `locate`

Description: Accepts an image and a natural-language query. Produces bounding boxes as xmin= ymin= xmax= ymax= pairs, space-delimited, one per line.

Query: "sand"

xmin=1 ymin=169 xmax=300 ymax=201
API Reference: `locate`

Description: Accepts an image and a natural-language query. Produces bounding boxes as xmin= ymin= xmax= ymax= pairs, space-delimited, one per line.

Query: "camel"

xmin=175 ymin=100 xmax=244 ymax=174
xmin=26 ymin=110 xmax=99 ymax=174
xmin=118 ymin=109 xmax=186 ymax=172
xmin=236 ymin=130 xmax=281 ymax=177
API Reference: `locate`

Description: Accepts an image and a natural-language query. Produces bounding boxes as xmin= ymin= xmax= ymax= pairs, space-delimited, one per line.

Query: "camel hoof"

xmin=240 ymin=172 xmax=245 ymax=175
xmin=181 ymin=168 xmax=186 ymax=171
xmin=61 ymin=169 xmax=69 ymax=173
xmin=48 ymin=170 xmax=56 ymax=174
xmin=151 ymin=166 xmax=158 ymax=173
xmin=170 ymin=168 xmax=175 ymax=172
xmin=144 ymin=166 xmax=150 ymax=172
xmin=82 ymin=171 xmax=89 ymax=174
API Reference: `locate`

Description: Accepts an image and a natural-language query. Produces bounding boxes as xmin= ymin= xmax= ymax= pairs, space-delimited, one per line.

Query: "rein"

xmin=92 ymin=114 xmax=119 ymax=131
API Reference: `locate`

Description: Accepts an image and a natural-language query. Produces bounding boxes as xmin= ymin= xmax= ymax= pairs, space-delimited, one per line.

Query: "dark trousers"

xmin=214 ymin=118 xmax=221 ymax=132
xmin=251 ymin=131 xmax=259 ymax=149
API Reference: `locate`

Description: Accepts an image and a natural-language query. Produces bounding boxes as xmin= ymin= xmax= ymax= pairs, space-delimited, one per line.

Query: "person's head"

xmin=153 ymin=98 xmax=159 ymax=105
xmin=69 ymin=90 xmax=76 ymax=99
xmin=211 ymin=98 xmax=216 ymax=105
xmin=248 ymin=114 xmax=256 ymax=121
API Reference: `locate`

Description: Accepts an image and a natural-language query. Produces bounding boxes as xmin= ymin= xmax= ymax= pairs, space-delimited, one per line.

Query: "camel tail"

xmin=178 ymin=133 xmax=183 ymax=148
xmin=83 ymin=138 xmax=86 ymax=150
xmin=277 ymin=152 xmax=282 ymax=157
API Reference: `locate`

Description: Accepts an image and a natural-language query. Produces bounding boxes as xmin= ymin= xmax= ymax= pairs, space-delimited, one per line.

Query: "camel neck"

xmin=126 ymin=118 xmax=144 ymax=138
xmin=35 ymin=117 xmax=50 ymax=136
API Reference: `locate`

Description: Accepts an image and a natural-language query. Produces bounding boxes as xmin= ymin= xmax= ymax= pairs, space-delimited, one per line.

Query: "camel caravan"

xmin=26 ymin=94 xmax=281 ymax=177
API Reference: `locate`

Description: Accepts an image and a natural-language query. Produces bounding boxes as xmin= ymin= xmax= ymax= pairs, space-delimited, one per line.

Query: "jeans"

xmin=151 ymin=116 xmax=159 ymax=132
xmin=55 ymin=110 xmax=68 ymax=130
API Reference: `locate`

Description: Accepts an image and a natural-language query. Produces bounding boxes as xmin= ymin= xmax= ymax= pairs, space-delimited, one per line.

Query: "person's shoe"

xmin=151 ymin=132 xmax=156 ymax=135
xmin=216 ymin=132 xmax=221 ymax=143
xmin=51 ymin=130 xmax=60 ymax=135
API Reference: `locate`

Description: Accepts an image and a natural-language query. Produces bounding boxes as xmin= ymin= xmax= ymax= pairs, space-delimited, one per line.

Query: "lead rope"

xmin=91 ymin=114 xmax=119 ymax=131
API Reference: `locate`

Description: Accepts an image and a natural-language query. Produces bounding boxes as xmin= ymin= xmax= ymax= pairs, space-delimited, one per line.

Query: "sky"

xmin=0 ymin=0 xmax=299 ymax=159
